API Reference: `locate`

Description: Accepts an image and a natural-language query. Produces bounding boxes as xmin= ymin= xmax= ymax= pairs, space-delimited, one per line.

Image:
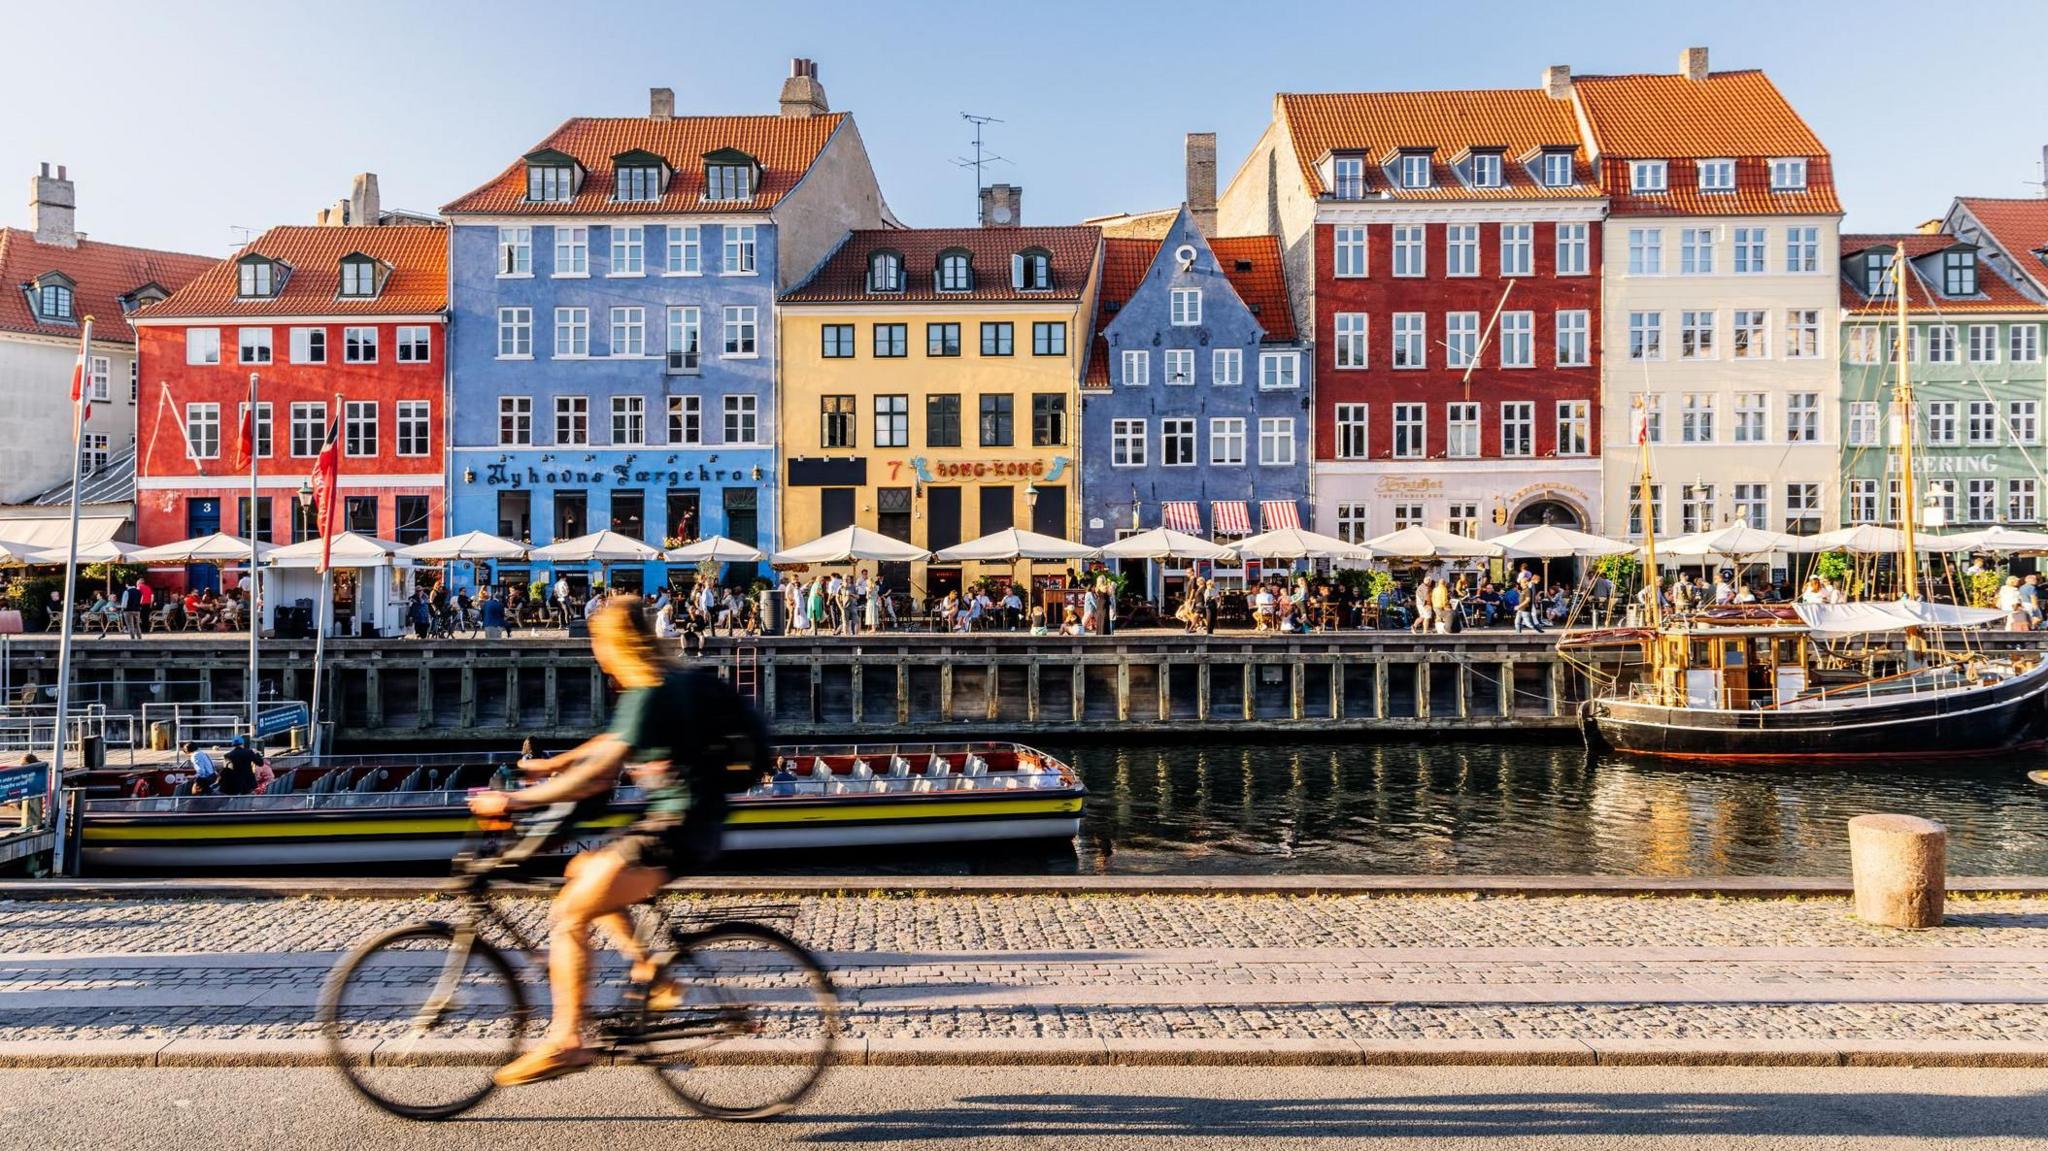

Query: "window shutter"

xmin=1012 ymin=253 xmax=1024 ymax=290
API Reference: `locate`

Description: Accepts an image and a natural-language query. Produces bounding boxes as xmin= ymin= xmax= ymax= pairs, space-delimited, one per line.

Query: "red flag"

xmin=234 ymin=404 xmax=254 ymax=472
xmin=307 ymin=399 xmax=342 ymax=572
xmin=68 ymin=336 xmax=93 ymax=434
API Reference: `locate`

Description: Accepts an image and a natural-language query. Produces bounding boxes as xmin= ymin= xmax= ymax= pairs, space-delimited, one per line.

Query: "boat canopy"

xmin=1791 ymin=599 xmax=2003 ymax=635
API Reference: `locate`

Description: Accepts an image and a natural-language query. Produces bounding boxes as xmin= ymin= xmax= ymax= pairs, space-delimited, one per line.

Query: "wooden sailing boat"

xmin=1567 ymin=242 xmax=2048 ymax=762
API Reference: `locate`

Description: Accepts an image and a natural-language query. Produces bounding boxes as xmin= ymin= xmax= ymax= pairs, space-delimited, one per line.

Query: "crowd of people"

xmin=1993 ymin=572 xmax=2045 ymax=631
xmin=55 ymin=579 xmax=251 ymax=638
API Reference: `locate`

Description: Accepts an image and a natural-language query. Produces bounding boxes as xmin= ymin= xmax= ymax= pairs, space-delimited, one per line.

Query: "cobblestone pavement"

xmin=2 ymin=893 xmax=2045 ymax=1046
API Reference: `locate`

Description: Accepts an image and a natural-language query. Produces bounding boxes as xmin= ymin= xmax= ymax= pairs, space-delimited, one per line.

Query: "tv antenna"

xmin=229 ymin=225 xmax=256 ymax=246
xmin=951 ymin=112 xmax=1010 ymax=221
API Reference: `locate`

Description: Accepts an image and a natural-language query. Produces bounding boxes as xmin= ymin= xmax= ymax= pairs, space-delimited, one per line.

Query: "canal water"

xmin=1032 ymin=740 xmax=2048 ymax=877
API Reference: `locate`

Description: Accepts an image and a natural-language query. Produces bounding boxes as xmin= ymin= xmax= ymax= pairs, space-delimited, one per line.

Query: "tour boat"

xmin=73 ymin=743 xmax=1085 ymax=869
xmin=1566 ymin=239 xmax=2048 ymax=764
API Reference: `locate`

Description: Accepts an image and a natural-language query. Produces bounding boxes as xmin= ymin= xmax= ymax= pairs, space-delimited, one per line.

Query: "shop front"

xmin=1314 ymin=459 xmax=1602 ymax=582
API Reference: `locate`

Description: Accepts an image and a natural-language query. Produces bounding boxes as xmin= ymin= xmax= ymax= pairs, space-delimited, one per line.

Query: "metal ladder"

xmin=731 ymin=644 xmax=760 ymax=704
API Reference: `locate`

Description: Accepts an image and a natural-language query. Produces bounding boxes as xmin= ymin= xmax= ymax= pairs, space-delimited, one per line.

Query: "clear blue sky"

xmin=2 ymin=0 xmax=2043 ymax=257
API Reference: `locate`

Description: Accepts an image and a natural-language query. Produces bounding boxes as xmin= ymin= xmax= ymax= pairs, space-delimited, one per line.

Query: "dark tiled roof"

xmin=0 ymin=228 xmax=215 ymax=344
xmin=443 ymin=114 xmax=845 ymax=216
xmin=1957 ymin=197 xmax=2048 ymax=287
xmin=1839 ymin=234 xmax=2046 ymax=316
xmin=782 ymin=226 xmax=1099 ymax=303
xmin=139 ymin=225 xmax=448 ymax=320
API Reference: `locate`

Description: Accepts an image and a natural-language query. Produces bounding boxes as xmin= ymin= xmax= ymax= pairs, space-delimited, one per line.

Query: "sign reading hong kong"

xmin=479 ymin=461 xmax=759 ymax=489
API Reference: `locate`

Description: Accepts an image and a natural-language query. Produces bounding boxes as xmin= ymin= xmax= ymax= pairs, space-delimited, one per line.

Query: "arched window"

xmin=936 ymin=250 xmax=973 ymax=293
xmin=1012 ymin=248 xmax=1052 ymax=291
xmin=867 ymin=250 xmax=902 ymax=293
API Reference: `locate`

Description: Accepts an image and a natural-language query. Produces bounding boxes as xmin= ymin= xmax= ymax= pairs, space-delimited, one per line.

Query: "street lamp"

xmin=1025 ymin=483 xmax=1039 ymax=508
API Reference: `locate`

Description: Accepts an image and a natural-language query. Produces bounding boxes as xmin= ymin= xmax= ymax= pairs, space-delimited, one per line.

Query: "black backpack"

xmin=673 ymin=668 xmax=772 ymax=831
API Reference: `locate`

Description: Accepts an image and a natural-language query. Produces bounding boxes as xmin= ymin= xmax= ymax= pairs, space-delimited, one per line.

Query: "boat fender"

xmin=810 ymin=757 xmax=833 ymax=780
xmin=131 ymin=779 xmax=150 ymax=798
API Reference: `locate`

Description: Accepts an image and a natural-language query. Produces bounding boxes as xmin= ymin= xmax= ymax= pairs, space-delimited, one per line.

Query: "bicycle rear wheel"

xmin=317 ymin=923 xmax=530 ymax=1120
xmin=633 ymin=922 xmax=839 ymax=1120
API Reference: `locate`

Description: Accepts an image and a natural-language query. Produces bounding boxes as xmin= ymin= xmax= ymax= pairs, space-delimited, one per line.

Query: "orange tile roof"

xmin=1956 ymin=197 xmax=2048 ymax=289
xmin=1275 ymin=89 xmax=1598 ymax=201
xmin=1212 ymin=235 xmax=1297 ymax=343
xmin=442 ymin=114 xmax=845 ymax=216
xmin=781 ymin=226 xmax=1098 ymax=304
xmin=1838 ymin=232 xmax=2046 ymax=316
xmin=1083 ymin=234 xmax=1297 ymax=388
xmin=1574 ymin=70 xmax=1840 ymax=217
xmin=138 ymin=225 xmax=448 ymax=320
xmin=0 ymin=228 xmax=214 ymax=344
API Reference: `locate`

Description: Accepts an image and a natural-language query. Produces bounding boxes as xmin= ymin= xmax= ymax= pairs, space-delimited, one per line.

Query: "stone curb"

xmin=3 ymin=1038 xmax=2045 ymax=1070
xmin=5 ymin=875 xmax=2047 ymax=902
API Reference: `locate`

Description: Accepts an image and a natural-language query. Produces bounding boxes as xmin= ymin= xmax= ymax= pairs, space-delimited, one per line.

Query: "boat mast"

xmin=1637 ymin=396 xmax=1661 ymax=630
xmin=1894 ymin=242 xmax=1921 ymax=599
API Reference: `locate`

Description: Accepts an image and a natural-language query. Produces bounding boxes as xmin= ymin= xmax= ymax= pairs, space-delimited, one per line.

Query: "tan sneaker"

xmin=492 ymin=1045 xmax=597 ymax=1087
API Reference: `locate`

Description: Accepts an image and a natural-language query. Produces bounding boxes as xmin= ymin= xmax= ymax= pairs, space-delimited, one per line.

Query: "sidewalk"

xmin=2 ymin=889 xmax=2045 ymax=1067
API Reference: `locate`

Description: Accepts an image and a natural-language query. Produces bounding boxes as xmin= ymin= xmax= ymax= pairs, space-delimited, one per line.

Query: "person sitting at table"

xmin=1375 ymin=584 xmax=1408 ymax=631
xmin=936 ymin=590 xmax=961 ymax=632
xmin=999 ymin=585 xmax=1024 ymax=631
xmin=87 ymin=591 xmax=120 ymax=635
xmin=1477 ymin=583 xmax=1504 ymax=627
xmin=1251 ymin=584 xmax=1277 ymax=633
xmin=1061 ymin=605 xmax=1086 ymax=636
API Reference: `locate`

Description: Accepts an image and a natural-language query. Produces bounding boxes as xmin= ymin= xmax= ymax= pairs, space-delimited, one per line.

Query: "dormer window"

xmin=866 ymin=250 xmax=903 ymax=293
xmin=701 ymin=149 xmax=757 ymax=201
xmin=1698 ymin=159 xmax=1735 ymax=192
xmin=1770 ymin=157 xmax=1808 ymax=191
xmin=937 ymin=250 xmax=973 ymax=293
xmin=524 ymin=150 xmax=579 ymax=203
xmin=237 ymin=256 xmax=281 ymax=299
xmin=1630 ymin=160 xmax=1668 ymax=193
xmin=1865 ymin=250 xmax=1896 ymax=297
xmin=31 ymin=273 xmax=74 ymax=321
xmin=612 ymin=151 xmax=666 ymax=202
xmin=1944 ymin=249 xmax=1978 ymax=296
xmin=1469 ymin=152 xmax=1503 ymax=189
xmin=339 ymin=254 xmax=382 ymax=298
xmin=1012 ymin=248 xmax=1052 ymax=291
xmin=1332 ymin=155 xmax=1366 ymax=200
xmin=1397 ymin=152 xmax=1432 ymax=190
xmin=1540 ymin=150 xmax=1575 ymax=188
xmin=122 ymin=284 xmax=167 ymax=315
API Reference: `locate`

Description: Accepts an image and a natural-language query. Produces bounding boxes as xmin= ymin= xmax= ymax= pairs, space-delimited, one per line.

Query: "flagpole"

xmin=247 ymin=372 xmax=261 ymax=738
xmin=306 ymin=392 xmax=342 ymax=757
xmin=310 ymin=568 xmax=331 ymax=756
xmin=49 ymin=316 xmax=95 ymax=875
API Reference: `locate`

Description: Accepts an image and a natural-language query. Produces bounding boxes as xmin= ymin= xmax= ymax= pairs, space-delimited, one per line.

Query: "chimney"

xmin=649 ymin=87 xmax=675 ymax=120
xmin=1542 ymin=64 xmax=1573 ymax=100
xmin=349 ymin=173 xmax=381 ymax=228
xmin=978 ymin=183 xmax=1022 ymax=228
xmin=1185 ymin=133 xmax=1217 ymax=237
xmin=29 ymin=163 xmax=77 ymax=248
xmin=778 ymin=58 xmax=829 ymax=118
xmin=1679 ymin=46 xmax=1710 ymax=82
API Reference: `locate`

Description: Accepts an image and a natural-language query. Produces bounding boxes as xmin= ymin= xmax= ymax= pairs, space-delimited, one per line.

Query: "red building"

xmin=132 ymin=224 xmax=446 ymax=589
xmin=1220 ymin=84 xmax=1607 ymax=544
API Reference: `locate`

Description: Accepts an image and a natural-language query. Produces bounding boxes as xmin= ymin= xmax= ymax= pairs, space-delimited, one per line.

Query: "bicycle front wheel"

xmin=317 ymin=923 xmax=530 ymax=1120
xmin=635 ymin=922 xmax=840 ymax=1120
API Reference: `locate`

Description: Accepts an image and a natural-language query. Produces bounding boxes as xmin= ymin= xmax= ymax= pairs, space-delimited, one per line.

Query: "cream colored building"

xmin=1569 ymin=52 xmax=1844 ymax=554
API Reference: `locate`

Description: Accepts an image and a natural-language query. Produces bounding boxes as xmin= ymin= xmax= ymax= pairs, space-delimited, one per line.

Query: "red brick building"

xmin=1219 ymin=85 xmax=1608 ymax=545
xmin=132 ymin=224 xmax=446 ymax=589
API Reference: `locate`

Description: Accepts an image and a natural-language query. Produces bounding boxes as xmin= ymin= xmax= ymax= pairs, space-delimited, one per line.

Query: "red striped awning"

xmin=1161 ymin=501 xmax=1201 ymax=534
xmin=1260 ymin=500 xmax=1301 ymax=531
xmin=1212 ymin=501 xmax=1252 ymax=537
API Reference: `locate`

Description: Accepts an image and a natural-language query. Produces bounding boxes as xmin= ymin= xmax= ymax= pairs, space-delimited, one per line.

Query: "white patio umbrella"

xmin=772 ymin=525 xmax=929 ymax=566
xmin=0 ymin=538 xmax=54 ymax=567
xmin=1786 ymin=524 xmax=1955 ymax=555
xmin=1940 ymin=524 xmax=2048 ymax=554
xmin=1099 ymin=527 xmax=1237 ymax=562
xmin=265 ymin=532 xmax=409 ymax=569
xmin=1491 ymin=524 xmax=1633 ymax=559
xmin=933 ymin=527 xmax=1099 ymax=563
xmin=1647 ymin=524 xmax=1800 ymax=561
xmin=664 ymin=535 xmax=767 ymax=564
xmin=130 ymin=532 xmax=277 ymax=565
xmin=528 ymin=530 xmax=665 ymax=565
xmin=1234 ymin=525 xmax=1377 ymax=562
xmin=1361 ymin=526 xmax=1504 ymax=562
xmin=29 ymin=538 xmax=150 ymax=565
xmin=396 ymin=530 xmax=529 ymax=562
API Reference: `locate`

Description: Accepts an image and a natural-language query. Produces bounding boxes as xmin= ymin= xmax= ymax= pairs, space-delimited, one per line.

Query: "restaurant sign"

xmin=479 ymin=461 xmax=762 ymax=489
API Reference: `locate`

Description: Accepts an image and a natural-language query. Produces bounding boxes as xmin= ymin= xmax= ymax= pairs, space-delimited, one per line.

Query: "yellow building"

xmin=778 ymin=225 xmax=1100 ymax=601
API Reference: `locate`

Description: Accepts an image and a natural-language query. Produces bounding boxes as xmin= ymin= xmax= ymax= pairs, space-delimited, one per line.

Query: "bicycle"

xmin=317 ymin=803 xmax=840 ymax=1121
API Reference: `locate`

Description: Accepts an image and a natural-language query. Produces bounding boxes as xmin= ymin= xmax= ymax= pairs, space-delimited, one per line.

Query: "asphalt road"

xmin=3 ymin=1066 xmax=2046 ymax=1150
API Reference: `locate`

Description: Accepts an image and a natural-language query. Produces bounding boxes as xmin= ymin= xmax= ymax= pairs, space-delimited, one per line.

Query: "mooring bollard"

xmin=1847 ymin=813 xmax=1947 ymax=928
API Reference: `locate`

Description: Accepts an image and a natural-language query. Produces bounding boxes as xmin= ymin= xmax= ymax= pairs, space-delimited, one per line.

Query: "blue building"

xmin=441 ymin=63 xmax=891 ymax=593
xmin=1081 ymin=207 xmax=1309 ymax=594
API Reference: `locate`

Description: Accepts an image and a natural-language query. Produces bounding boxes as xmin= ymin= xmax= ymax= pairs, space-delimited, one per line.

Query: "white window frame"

xmin=1499 ymin=223 xmax=1533 ymax=276
xmin=184 ymin=403 xmax=220 ymax=459
xmin=1847 ymin=326 xmax=1880 ymax=364
xmin=1501 ymin=401 xmax=1533 ymax=457
xmin=289 ymin=401 xmax=327 ymax=456
xmin=1555 ymin=309 xmax=1589 ymax=367
xmin=609 ymin=306 xmax=647 ymax=358
xmin=1111 ymin=418 xmax=1147 ymax=468
xmin=723 ymin=395 xmax=757 ymax=444
xmin=1769 ymin=157 xmax=1808 ymax=191
xmin=721 ymin=306 xmax=758 ymax=357
xmin=1392 ymin=225 xmax=1426 ymax=277
xmin=554 ymin=395 xmax=589 ymax=446
xmin=1446 ymin=312 xmax=1479 ymax=368
xmin=1210 ymin=417 xmax=1245 ymax=466
xmin=1681 ymin=393 xmax=1716 ymax=444
xmin=2009 ymin=400 xmax=2039 ymax=446
xmin=1734 ymin=227 xmax=1766 ymax=274
xmin=1785 ymin=310 xmax=1820 ymax=359
xmin=1732 ymin=310 xmax=1769 ymax=359
xmin=497 ymin=309 xmax=532 ymax=359
xmin=1629 ymin=312 xmax=1663 ymax=361
xmin=1169 ymin=287 xmax=1202 ymax=326
xmin=498 ymin=396 xmax=532 ymax=446
xmin=553 ymin=226 xmax=588 ymax=276
xmin=668 ymin=395 xmax=702 ymax=446
xmin=2012 ymin=325 xmax=2041 ymax=363
xmin=1332 ymin=226 xmax=1367 ymax=278
xmin=187 ymin=328 xmax=221 ymax=366
xmin=1258 ymin=417 xmax=1296 ymax=466
xmin=395 ymin=325 xmax=431 ymax=364
xmin=1445 ymin=402 xmax=1480 ymax=459
xmin=1968 ymin=399 xmax=1999 ymax=446
xmin=289 ymin=327 xmax=325 ymax=364
xmin=666 ymin=224 xmax=702 ymax=275
xmin=1554 ymin=222 xmax=1588 ymax=276
xmin=396 ymin=400 xmax=430 ymax=457
xmin=1392 ymin=403 xmax=1426 ymax=459
xmin=1163 ymin=348 xmax=1195 ymax=385
xmin=1847 ymin=401 xmax=1879 ymax=447
xmin=1787 ymin=392 xmax=1821 ymax=443
xmin=1968 ymin=324 xmax=2001 ymax=364
xmin=1679 ymin=227 xmax=1713 ymax=275
xmin=1392 ymin=312 xmax=1426 ymax=369
xmin=1786 ymin=226 xmax=1820 ymax=273
xmin=1161 ymin=417 xmax=1196 ymax=467
xmin=1734 ymin=392 xmax=1768 ymax=444
xmin=1629 ymin=160 xmax=1668 ymax=193
xmin=1446 ymin=224 xmax=1479 ymax=277
xmin=498 ymin=226 xmax=532 ymax=276
xmin=721 ymin=224 xmax=758 ymax=275
xmin=1499 ymin=311 xmax=1534 ymax=368
xmin=1333 ymin=313 xmax=1368 ymax=370
xmin=1470 ymin=152 xmax=1503 ymax=188
xmin=1556 ymin=399 xmax=1590 ymax=456
xmin=238 ymin=327 xmax=272 ymax=365
xmin=610 ymin=395 xmax=645 ymax=445
xmin=1121 ymin=349 xmax=1150 ymax=386
xmin=1540 ymin=151 xmax=1574 ymax=188
xmin=608 ymin=225 xmax=645 ymax=276
xmin=1398 ymin=153 xmax=1431 ymax=189
xmin=343 ymin=326 xmax=378 ymax=363
xmin=1334 ymin=403 xmax=1369 ymax=460
xmin=344 ymin=400 xmax=378 ymax=458
xmin=1697 ymin=158 xmax=1735 ymax=192
xmin=1259 ymin=351 xmax=1300 ymax=390
xmin=1627 ymin=227 xmax=1662 ymax=276
xmin=1211 ymin=348 xmax=1242 ymax=386
xmin=554 ymin=307 xmax=590 ymax=358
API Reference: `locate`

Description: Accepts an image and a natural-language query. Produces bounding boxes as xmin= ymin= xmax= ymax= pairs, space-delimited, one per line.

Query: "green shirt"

xmin=609 ymin=673 xmax=693 ymax=823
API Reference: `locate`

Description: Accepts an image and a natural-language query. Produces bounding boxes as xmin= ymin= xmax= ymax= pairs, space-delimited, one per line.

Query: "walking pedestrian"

xmin=120 ymin=579 xmax=144 ymax=639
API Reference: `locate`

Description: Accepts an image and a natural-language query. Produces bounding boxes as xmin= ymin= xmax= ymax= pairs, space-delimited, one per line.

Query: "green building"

xmin=1838 ymin=230 xmax=2048 ymax=531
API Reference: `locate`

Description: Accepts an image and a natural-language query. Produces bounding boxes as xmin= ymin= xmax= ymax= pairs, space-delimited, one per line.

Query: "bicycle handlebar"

xmin=453 ymin=798 xmax=583 ymax=877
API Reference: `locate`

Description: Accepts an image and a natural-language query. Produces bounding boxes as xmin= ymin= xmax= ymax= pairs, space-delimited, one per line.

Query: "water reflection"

xmin=1060 ymin=740 xmax=2048 ymax=877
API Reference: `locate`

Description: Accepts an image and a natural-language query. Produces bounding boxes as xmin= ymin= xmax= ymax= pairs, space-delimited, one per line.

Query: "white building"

xmin=1570 ymin=50 xmax=1844 ymax=555
xmin=0 ymin=164 xmax=213 ymax=510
